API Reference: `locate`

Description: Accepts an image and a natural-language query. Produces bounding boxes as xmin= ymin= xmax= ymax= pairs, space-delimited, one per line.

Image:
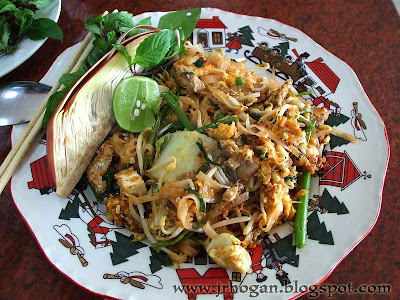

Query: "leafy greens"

xmin=0 ymin=0 xmax=62 ymax=54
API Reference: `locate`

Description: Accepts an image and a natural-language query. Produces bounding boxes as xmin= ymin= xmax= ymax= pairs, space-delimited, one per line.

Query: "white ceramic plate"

xmin=0 ymin=0 xmax=61 ymax=78
xmin=10 ymin=8 xmax=389 ymax=300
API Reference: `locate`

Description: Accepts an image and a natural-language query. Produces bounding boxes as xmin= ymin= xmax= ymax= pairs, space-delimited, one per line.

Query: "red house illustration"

xmin=176 ymin=268 xmax=234 ymax=300
xmin=312 ymin=96 xmax=340 ymax=114
xmin=192 ymin=16 xmax=227 ymax=50
xmin=27 ymin=155 xmax=55 ymax=194
xmin=319 ymin=150 xmax=365 ymax=190
xmin=305 ymin=57 xmax=340 ymax=94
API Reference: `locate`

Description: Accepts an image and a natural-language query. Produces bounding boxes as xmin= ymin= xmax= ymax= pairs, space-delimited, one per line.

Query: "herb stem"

xmin=197 ymin=116 xmax=238 ymax=134
xmin=151 ymin=231 xmax=194 ymax=248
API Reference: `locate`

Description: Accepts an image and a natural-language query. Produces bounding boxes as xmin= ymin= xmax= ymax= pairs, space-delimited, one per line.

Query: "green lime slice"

xmin=113 ymin=76 xmax=161 ymax=132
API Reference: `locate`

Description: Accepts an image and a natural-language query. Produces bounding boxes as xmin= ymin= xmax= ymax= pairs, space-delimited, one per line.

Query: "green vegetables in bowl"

xmin=0 ymin=0 xmax=63 ymax=54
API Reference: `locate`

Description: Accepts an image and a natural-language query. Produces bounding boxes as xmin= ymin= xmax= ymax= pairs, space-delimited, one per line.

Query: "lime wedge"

xmin=113 ymin=76 xmax=161 ymax=132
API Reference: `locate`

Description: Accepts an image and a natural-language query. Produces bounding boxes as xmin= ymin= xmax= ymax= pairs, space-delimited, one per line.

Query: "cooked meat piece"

xmin=274 ymin=79 xmax=292 ymax=107
xmin=87 ymin=141 xmax=114 ymax=194
xmin=174 ymin=65 xmax=205 ymax=93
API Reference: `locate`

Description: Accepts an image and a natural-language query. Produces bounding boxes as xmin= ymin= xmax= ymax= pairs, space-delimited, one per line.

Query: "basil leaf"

xmin=30 ymin=0 xmax=51 ymax=9
xmin=59 ymin=70 xmax=85 ymax=89
xmin=26 ymin=18 xmax=63 ymax=40
xmin=128 ymin=16 xmax=151 ymax=37
xmin=103 ymin=12 xmax=134 ymax=33
xmin=107 ymin=30 xmax=117 ymax=44
xmin=0 ymin=18 xmax=10 ymax=51
xmin=42 ymin=89 xmax=68 ymax=128
xmin=158 ymin=8 xmax=201 ymax=41
xmin=87 ymin=46 xmax=105 ymax=66
xmin=133 ymin=29 xmax=175 ymax=68
xmin=0 ymin=1 xmax=17 ymax=13
xmin=112 ymin=43 xmax=133 ymax=67
xmin=85 ymin=15 xmax=103 ymax=37
xmin=13 ymin=8 xmax=34 ymax=34
xmin=93 ymin=37 xmax=111 ymax=52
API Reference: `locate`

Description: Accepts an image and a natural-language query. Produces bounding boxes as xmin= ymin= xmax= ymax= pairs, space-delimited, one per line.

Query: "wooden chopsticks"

xmin=0 ymin=11 xmax=110 ymax=195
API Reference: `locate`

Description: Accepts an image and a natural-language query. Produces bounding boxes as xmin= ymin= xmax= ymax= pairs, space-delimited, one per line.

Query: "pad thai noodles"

xmin=86 ymin=42 xmax=332 ymax=273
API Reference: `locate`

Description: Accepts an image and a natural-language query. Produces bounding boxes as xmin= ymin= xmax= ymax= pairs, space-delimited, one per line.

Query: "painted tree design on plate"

xmin=227 ymin=25 xmax=255 ymax=46
xmin=329 ymin=134 xmax=350 ymax=149
xmin=307 ymin=211 xmax=334 ymax=245
xmin=325 ymin=113 xmax=350 ymax=127
xmin=110 ymin=231 xmax=147 ymax=265
xmin=319 ymin=189 xmax=349 ymax=214
xmin=273 ymin=233 xmax=299 ymax=267
xmin=59 ymin=194 xmax=80 ymax=220
xmin=149 ymin=248 xmax=173 ymax=273
xmin=273 ymin=42 xmax=290 ymax=57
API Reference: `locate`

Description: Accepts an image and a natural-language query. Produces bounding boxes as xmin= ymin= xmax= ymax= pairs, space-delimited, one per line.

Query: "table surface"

xmin=0 ymin=1 xmax=399 ymax=299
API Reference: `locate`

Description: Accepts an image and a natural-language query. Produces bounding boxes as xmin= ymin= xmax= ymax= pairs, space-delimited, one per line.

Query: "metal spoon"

xmin=0 ymin=81 xmax=51 ymax=126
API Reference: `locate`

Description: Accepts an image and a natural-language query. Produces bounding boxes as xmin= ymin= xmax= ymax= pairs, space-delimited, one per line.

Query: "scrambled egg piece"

xmin=115 ymin=167 xmax=146 ymax=197
xmin=206 ymin=123 xmax=237 ymax=140
xmin=206 ymin=233 xmax=251 ymax=273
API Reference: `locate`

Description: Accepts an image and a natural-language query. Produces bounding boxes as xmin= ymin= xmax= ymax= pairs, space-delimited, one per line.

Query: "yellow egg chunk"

xmin=206 ymin=233 xmax=251 ymax=273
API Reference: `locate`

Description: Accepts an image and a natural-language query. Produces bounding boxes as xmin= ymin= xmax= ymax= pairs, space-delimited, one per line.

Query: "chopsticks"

xmin=0 ymin=11 xmax=110 ymax=195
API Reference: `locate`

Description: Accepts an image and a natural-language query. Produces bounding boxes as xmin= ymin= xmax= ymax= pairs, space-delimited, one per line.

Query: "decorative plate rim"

xmin=8 ymin=7 xmax=390 ymax=300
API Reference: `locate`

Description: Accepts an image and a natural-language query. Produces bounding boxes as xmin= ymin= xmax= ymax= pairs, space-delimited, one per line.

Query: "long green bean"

xmin=162 ymin=91 xmax=195 ymax=131
xmin=294 ymin=171 xmax=311 ymax=248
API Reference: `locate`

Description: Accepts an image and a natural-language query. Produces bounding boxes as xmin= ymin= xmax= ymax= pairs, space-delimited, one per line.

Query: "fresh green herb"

xmin=294 ymin=171 xmax=311 ymax=248
xmin=133 ymin=29 xmax=176 ymax=68
xmin=284 ymin=174 xmax=298 ymax=182
xmin=88 ymin=169 xmax=119 ymax=202
xmin=26 ymin=18 xmax=63 ymax=40
xmin=196 ymin=141 xmax=223 ymax=167
xmin=194 ymin=57 xmax=204 ymax=67
xmin=182 ymin=71 xmax=195 ymax=76
xmin=162 ymin=91 xmax=195 ymax=131
xmin=158 ymin=8 xmax=201 ymax=42
xmin=103 ymin=11 xmax=134 ymax=33
xmin=84 ymin=15 xmax=104 ymax=36
xmin=128 ymin=16 xmax=152 ymax=37
xmin=296 ymin=91 xmax=313 ymax=97
xmin=299 ymin=115 xmax=316 ymax=143
xmin=197 ymin=116 xmax=238 ymax=134
xmin=163 ymin=121 xmax=185 ymax=135
xmin=148 ymin=105 xmax=169 ymax=145
xmin=250 ymin=113 xmax=262 ymax=121
xmin=256 ymin=147 xmax=267 ymax=160
xmin=0 ymin=1 xmax=62 ymax=54
xmin=151 ymin=231 xmax=194 ymax=248
xmin=306 ymin=120 xmax=316 ymax=143
xmin=187 ymin=187 xmax=206 ymax=212
xmin=235 ymin=76 xmax=244 ymax=86
xmin=112 ymin=44 xmax=134 ymax=67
